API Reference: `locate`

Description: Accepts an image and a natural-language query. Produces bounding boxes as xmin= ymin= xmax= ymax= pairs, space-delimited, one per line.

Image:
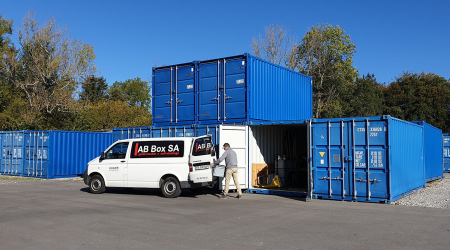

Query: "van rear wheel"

xmin=161 ymin=177 xmax=181 ymax=198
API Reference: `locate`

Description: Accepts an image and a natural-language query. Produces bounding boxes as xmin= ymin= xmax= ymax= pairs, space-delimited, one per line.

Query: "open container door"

xmin=218 ymin=125 xmax=248 ymax=190
xmin=189 ymin=135 xmax=214 ymax=183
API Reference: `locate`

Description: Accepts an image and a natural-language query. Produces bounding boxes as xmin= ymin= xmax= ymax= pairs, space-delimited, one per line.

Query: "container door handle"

xmin=211 ymin=97 xmax=218 ymax=101
xmin=225 ymin=96 xmax=232 ymax=100
xmin=165 ymin=101 xmax=171 ymax=105
xmin=177 ymin=100 xmax=183 ymax=104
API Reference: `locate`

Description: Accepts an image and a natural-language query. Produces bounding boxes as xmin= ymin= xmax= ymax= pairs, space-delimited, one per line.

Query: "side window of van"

xmin=105 ymin=142 xmax=129 ymax=159
xmin=193 ymin=137 xmax=213 ymax=156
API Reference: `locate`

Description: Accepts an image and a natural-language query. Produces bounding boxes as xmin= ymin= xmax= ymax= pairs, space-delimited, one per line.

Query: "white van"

xmin=83 ymin=135 xmax=216 ymax=198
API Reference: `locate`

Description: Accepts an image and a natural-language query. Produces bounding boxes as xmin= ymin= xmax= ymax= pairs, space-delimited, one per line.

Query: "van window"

xmin=193 ymin=137 xmax=213 ymax=156
xmin=130 ymin=141 xmax=184 ymax=158
xmin=105 ymin=142 xmax=129 ymax=159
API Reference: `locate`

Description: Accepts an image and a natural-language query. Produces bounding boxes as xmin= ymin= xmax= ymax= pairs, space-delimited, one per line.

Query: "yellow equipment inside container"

xmin=254 ymin=175 xmax=282 ymax=188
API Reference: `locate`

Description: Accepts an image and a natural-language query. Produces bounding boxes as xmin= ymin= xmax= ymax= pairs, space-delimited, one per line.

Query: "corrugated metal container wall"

xmin=113 ymin=127 xmax=151 ymax=142
xmin=1 ymin=131 xmax=25 ymax=176
xmin=152 ymin=54 xmax=312 ymax=126
xmin=248 ymin=56 xmax=312 ymax=122
xmin=151 ymin=126 xmax=195 ymax=138
xmin=23 ymin=131 xmax=112 ymax=179
xmin=311 ymin=116 xmax=425 ymax=203
xmin=444 ymin=133 xmax=450 ymax=172
xmin=411 ymin=121 xmax=444 ymax=181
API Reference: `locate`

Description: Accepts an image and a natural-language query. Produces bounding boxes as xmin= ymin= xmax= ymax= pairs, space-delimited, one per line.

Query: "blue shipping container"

xmin=1 ymin=131 xmax=25 ymax=176
xmin=411 ymin=121 xmax=444 ymax=182
xmin=443 ymin=133 xmax=450 ymax=173
xmin=22 ymin=131 xmax=112 ymax=179
xmin=311 ymin=116 xmax=425 ymax=203
xmin=152 ymin=54 xmax=313 ymax=126
xmin=113 ymin=126 xmax=152 ymax=142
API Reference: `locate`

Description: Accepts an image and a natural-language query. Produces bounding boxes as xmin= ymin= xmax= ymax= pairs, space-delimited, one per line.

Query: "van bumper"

xmin=180 ymin=180 xmax=216 ymax=189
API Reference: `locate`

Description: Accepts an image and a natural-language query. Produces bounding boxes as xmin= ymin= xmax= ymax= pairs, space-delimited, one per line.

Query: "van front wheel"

xmin=161 ymin=177 xmax=181 ymax=198
xmin=89 ymin=175 xmax=106 ymax=194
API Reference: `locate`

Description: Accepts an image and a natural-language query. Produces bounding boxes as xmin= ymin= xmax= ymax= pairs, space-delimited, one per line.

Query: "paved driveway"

xmin=0 ymin=179 xmax=449 ymax=250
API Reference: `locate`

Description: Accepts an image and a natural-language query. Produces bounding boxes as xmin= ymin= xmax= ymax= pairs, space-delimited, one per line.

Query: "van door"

xmin=100 ymin=142 xmax=129 ymax=187
xmin=189 ymin=136 xmax=213 ymax=183
xmin=218 ymin=125 xmax=248 ymax=190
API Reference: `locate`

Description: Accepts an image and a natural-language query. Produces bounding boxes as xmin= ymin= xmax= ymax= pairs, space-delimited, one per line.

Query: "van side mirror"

xmin=100 ymin=152 xmax=106 ymax=160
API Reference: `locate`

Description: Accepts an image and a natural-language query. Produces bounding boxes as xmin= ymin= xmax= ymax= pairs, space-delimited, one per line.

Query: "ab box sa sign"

xmin=131 ymin=141 xmax=185 ymax=158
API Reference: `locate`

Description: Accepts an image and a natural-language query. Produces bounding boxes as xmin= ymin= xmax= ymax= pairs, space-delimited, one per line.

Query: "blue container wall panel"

xmin=1 ymin=131 xmax=25 ymax=176
xmin=21 ymin=131 xmax=112 ymax=179
xmin=411 ymin=121 xmax=444 ymax=181
xmin=388 ymin=119 xmax=425 ymax=200
xmin=248 ymin=56 xmax=312 ymax=122
xmin=151 ymin=126 xmax=195 ymax=138
xmin=311 ymin=116 xmax=425 ymax=203
xmin=49 ymin=131 xmax=112 ymax=178
xmin=113 ymin=127 xmax=151 ymax=142
xmin=444 ymin=134 xmax=450 ymax=172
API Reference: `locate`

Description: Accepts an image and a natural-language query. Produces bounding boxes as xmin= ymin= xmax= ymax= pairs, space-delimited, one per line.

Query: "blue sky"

xmin=2 ymin=0 xmax=449 ymax=84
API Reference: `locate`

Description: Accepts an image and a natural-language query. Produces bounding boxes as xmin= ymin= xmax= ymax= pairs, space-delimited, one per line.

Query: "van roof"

xmin=115 ymin=136 xmax=210 ymax=144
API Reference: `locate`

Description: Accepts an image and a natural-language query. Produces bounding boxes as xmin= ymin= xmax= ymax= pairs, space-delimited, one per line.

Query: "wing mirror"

xmin=100 ymin=152 xmax=106 ymax=160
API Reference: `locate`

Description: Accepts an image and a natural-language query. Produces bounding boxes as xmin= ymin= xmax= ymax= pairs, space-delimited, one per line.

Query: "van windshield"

xmin=192 ymin=137 xmax=213 ymax=156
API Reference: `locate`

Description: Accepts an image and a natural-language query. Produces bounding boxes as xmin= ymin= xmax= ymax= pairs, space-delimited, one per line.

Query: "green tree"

xmin=8 ymin=11 xmax=96 ymax=129
xmin=297 ymin=24 xmax=358 ymax=118
xmin=108 ymin=77 xmax=151 ymax=110
xmin=80 ymin=75 xmax=108 ymax=103
xmin=383 ymin=72 xmax=450 ymax=131
xmin=76 ymin=100 xmax=152 ymax=131
xmin=0 ymin=14 xmax=27 ymax=130
xmin=343 ymin=74 xmax=384 ymax=117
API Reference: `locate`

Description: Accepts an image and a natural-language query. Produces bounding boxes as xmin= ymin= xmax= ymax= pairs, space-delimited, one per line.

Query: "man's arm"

xmin=217 ymin=150 xmax=228 ymax=164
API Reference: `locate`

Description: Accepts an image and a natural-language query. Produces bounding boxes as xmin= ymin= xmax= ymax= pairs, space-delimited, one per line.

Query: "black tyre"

xmin=189 ymin=188 xmax=204 ymax=194
xmin=89 ymin=175 xmax=106 ymax=194
xmin=161 ymin=177 xmax=181 ymax=198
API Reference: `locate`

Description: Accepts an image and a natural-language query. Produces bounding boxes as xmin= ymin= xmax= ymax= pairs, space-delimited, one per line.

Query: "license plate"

xmin=196 ymin=165 xmax=210 ymax=170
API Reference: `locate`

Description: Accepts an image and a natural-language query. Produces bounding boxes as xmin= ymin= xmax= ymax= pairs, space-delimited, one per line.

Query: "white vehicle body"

xmin=84 ymin=135 xmax=215 ymax=197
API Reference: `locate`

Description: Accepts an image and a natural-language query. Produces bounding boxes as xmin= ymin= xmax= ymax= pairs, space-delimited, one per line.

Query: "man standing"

xmin=212 ymin=143 xmax=242 ymax=199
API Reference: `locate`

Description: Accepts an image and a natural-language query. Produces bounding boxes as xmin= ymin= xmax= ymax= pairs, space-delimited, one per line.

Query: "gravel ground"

xmin=0 ymin=175 xmax=82 ymax=185
xmin=393 ymin=173 xmax=450 ymax=209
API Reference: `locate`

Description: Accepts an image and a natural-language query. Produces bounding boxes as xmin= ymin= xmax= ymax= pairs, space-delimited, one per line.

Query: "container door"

xmin=443 ymin=135 xmax=450 ymax=172
xmin=25 ymin=132 xmax=49 ymax=178
xmin=349 ymin=119 xmax=388 ymax=201
xmin=189 ymin=136 xmax=213 ymax=183
xmin=218 ymin=125 xmax=248 ymax=190
xmin=154 ymin=66 xmax=195 ymax=124
xmin=312 ymin=121 xmax=349 ymax=198
xmin=198 ymin=59 xmax=246 ymax=123
xmin=1 ymin=132 xmax=24 ymax=176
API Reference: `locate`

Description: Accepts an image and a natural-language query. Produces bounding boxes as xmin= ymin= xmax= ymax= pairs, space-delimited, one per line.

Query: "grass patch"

xmin=0 ymin=176 xmax=42 ymax=181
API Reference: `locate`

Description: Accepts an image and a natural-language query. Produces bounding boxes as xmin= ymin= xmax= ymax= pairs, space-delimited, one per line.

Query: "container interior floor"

xmin=249 ymin=124 xmax=308 ymax=194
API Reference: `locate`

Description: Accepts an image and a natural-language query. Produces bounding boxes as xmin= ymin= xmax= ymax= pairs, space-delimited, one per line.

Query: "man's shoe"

xmin=219 ymin=194 xmax=227 ymax=199
xmin=237 ymin=195 xmax=242 ymax=199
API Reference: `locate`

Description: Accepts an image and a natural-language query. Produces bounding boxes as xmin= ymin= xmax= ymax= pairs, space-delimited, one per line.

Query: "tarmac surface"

xmin=0 ymin=179 xmax=449 ymax=250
